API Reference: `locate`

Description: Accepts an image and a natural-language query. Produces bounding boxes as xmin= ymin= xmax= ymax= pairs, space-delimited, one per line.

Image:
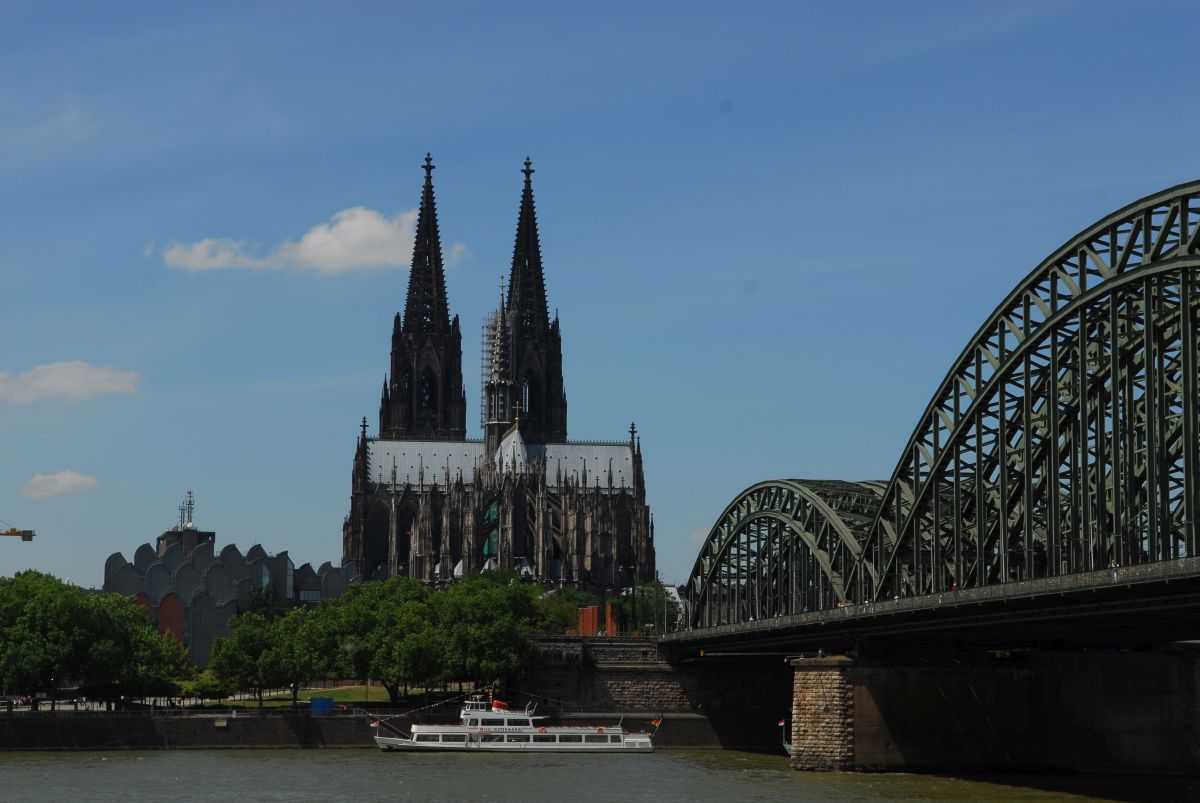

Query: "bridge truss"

xmin=688 ymin=182 xmax=1200 ymax=629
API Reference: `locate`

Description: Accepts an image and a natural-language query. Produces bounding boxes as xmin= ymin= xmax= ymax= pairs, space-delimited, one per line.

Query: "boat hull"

xmin=374 ymin=735 xmax=653 ymax=753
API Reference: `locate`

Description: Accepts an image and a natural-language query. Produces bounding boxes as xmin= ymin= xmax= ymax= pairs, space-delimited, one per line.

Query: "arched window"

xmin=419 ymin=367 xmax=437 ymax=412
xmin=521 ymin=378 xmax=534 ymax=416
xmin=482 ymin=499 xmax=500 ymax=560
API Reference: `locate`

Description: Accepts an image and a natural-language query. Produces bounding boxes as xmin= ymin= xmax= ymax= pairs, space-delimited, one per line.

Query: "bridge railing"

xmin=666 ymin=555 xmax=1200 ymax=641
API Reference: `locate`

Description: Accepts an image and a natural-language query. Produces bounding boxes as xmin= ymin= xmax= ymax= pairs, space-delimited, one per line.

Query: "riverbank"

xmin=0 ymin=711 xmax=718 ymax=751
xmin=0 ymin=711 xmax=374 ymax=750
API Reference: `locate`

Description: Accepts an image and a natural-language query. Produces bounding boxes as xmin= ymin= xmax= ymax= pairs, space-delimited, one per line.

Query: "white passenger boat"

xmin=372 ymin=695 xmax=654 ymax=752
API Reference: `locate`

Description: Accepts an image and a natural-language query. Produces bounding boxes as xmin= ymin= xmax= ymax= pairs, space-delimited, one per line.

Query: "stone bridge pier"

xmin=789 ymin=649 xmax=1200 ymax=774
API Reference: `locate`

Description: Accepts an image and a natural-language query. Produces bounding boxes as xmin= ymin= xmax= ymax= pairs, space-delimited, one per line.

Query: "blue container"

xmin=309 ymin=697 xmax=334 ymax=716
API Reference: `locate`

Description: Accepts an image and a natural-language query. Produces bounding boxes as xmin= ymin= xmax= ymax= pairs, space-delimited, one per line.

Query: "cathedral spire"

xmin=506 ymin=157 xmax=550 ymax=335
xmin=382 ymin=154 xmax=467 ymax=441
xmin=403 ymin=153 xmax=451 ymax=335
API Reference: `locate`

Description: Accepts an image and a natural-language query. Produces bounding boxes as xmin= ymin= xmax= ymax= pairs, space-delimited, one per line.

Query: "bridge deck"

xmin=665 ymin=557 xmax=1200 ymax=654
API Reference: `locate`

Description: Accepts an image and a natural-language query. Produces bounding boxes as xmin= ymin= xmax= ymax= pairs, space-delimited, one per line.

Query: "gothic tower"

xmin=504 ymin=158 xmax=567 ymax=443
xmin=346 ymin=156 xmax=654 ymax=595
xmin=379 ymin=154 xmax=467 ymax=440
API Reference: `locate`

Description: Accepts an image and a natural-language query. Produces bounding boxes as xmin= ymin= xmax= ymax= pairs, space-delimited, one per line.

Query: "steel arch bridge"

xmin=687 ymin=181 xmax=1200 ymax=629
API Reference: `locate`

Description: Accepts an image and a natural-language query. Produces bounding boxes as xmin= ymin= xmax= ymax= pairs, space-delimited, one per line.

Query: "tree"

xmin=0 ymin=573 xmax=194 ymax=710
xmin=0 ymin=572 xmax=90 ymax=710
xmin=534 ymin=586 xmax=599 ymax=633
xmin=610 ymin=578 xmax=682 ymax=635
xmin=240 ymin=585 xmax=287 ymax=621
xmin=210 ymin=612 xmax=281 ymax=708
xmin=180 ymin=670 xmax=230 ymax=706
xmin=80 ymin=593 xmax=194 ymax=703
xmin=370 ymin=597 xmax=450 ymax=702
xmin=433 ymin=575 xmax=536 ymax=687
xmin=263 ymin=609 xmax=322 ymax=707
xmin=332 ymin=577 xmax=430 ymax=701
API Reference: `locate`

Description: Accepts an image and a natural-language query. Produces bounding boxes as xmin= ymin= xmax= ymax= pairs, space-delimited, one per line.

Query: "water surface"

xmin=0 ymin=749 xmax=1194 ymax=802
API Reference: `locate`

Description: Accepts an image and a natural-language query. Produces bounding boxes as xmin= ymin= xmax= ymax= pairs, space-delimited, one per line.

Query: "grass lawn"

xmin=188 ymin=683 xmax=468 ymax=710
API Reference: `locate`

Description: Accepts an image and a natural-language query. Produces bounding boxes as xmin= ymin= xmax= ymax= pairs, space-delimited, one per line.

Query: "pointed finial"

xmin=423 ymin=153 xmax=435 ymax=178
xmin=513 ymin=400 xmax=522 ymax=425
xmin=630 ymin=421 xmax=637 ymax=444
xmin=361 ymin=416 xmax=368 ymax=439
xmin=522 ymin=157 xmax=534 ymax=182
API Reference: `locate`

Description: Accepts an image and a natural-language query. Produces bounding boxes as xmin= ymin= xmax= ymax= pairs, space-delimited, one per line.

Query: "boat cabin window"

xmin=558 ymin=734 xmax=582 ymax=743
xmin=585 ymin=735 xmax=607 ymax=744
xmin=481 ymin=734 xmax=504 ymax=743
xmin=508 ymin=718 xmax=532 ymax=727
xmin=533 ymin=734 xmax=556 ymax=743
xmin=481 ymin=718 xmax=506 ymax=726
xmin=609 ymin=735 xmax=622 ymax=743
xmin=468 ymin=719 xmax=479 ymax=726
xmin=442 ymin=734 xmax=467 ymax=743
xmin=506 ymin=734 xmax=530 ymax=743
xmin=415 ymin=734 xmax=439 ymax=742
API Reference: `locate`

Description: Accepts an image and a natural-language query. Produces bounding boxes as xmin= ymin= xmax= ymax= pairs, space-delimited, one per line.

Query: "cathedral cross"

xmin=522 ymin=157 xmax=534 ymax=181
xmin=513 ymin=401 xmax=522 ymax=424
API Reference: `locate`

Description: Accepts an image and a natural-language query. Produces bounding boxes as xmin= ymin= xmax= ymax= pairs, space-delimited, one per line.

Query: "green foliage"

xmin=534 ymin=586 xmax=600 ymax=633
xmin=263 ymin=609 xmax=325 ymax=706
xmin=240 ymin=584 xmax=287 ymax=621
xmin=609 ymin=579 xmax=682 ymax=636
xmin=210 ymin=612 xmax=279 ymax=707
xmin=432 ymin=575 xmax=537 ymax=685
xmin=179 ymin=670 xmax=230 ymax=704
xmin=0 ymin=571 xmax=195 ymax=706
xmin=209 ymin=572 xmax=646 ymax=703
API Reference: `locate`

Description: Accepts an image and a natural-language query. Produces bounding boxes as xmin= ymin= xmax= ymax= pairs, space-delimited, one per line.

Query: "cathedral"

xmin=342 ymin=156 xmax=655 ymax=594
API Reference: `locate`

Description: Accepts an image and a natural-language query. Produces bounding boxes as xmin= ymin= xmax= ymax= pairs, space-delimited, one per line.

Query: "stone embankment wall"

xmin=524 ymin=637 xmax=689 ymax=712
xmin=0 ymin=712 xmax=374 ymax=750
xmin=524 ymin=637 xmax=793 ymax=750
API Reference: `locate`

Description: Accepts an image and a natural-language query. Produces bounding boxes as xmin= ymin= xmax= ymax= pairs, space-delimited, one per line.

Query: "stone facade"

xmin=790 ymin=655 xmax=854 ymax=771
xmin=523 ymin=638 xmax=689 ymax=713
xmin=343 ymin=157 xmax=654 ymax=593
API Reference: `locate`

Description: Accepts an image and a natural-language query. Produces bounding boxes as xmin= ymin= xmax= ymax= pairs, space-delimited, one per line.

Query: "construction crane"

xmin=1 ymin=518 xmax=34 ymax=541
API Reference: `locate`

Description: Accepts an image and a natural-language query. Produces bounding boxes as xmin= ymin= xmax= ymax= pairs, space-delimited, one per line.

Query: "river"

xmin=0 ymin=749 xmax=1195 ymax=801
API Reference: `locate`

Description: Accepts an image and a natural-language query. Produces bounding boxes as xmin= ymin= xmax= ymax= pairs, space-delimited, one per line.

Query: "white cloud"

xmin=446 ymin=242 xmax=470 ymax=268
xmin=687 ymin=526 xmax=711 ymax=544
xmin=163 ymin=207 xmax=424 ymax=275
xmin=0 ymin=361 xmax=141 ymax=404
xmin=20 ymin=470 xmax=99 ymax=499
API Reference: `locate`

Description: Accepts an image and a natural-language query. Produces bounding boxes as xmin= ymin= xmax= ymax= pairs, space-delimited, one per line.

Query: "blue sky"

xmin=3 ymin=1 xmax=1200 ymax=587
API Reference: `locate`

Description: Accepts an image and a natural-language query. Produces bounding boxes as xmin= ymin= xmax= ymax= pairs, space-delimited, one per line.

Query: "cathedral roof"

xmin=496 ymin=424 xmax=528 ymax=473
xmin=538 ymin=442 xmax=636 ymax=489
xmin=367 ymin=438 xmax=636 ymax=489
xmin=370 ymin=439 xmax=487 ymax=486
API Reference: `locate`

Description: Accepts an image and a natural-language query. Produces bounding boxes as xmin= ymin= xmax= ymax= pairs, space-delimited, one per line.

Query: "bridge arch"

xmin=686 ymin=480 xmax=882 ymax=628
xmin=854 ymin=181 xmax=1200 ymax=602
xmin=686 ymin=181 xmax=1200 ymax=627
